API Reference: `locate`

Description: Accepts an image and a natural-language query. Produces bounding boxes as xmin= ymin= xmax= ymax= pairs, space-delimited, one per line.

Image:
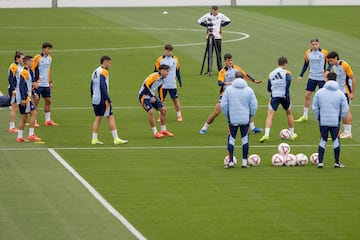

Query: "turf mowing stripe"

xmin=48 ymin=148 xmax=147 ymax=240
xmin=0 ymin=144 xmax=359 ymax=151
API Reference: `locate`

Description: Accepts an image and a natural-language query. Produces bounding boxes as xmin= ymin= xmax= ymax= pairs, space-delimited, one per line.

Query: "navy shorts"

xmin=306 ymin=79 xmax=325 ymax=92
xmin=19 ymin=101 xmax=35 ymax=114
xmin=140 ymin=96 xmax=164 ymax=112
xmin=34 ymin=86 xmax=51 ymax=98
xmin=93 ymin=103 xmax=113 ymax=116
xmin=268 ymin=96 xmax=291 ymax=111
xmin=163 ymin=89 xmax=178 ymax=99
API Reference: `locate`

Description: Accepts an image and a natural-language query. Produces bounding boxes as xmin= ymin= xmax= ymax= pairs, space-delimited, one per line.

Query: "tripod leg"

xmin=207 ymin=36 xmax=213 ymax=76
xmin=200 ymin=39 xmax=209 ymax=75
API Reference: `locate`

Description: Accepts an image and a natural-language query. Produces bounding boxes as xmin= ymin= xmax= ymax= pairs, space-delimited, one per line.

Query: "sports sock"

xmin=202 ymin=123 xmax=209 ymax=130
xmin=242 ymin=159 xmax=247 ymax=166
xmin=249 ymin=121 xmax=255 ymax=130
xmin=177 ymin=111 xmax=182 ymax=117
xmin=92 ymin=133 xmax=98 ymax=140
xmin=45 ymin=112 xmax=51 ymax=122
xmin=289 ymin=128 xmax=294 ymax=135
xmin=17 ymin=130 xmax=23 ymax=139
xmin=161 ymin=125 xmax=166 ymax=131
xmin=264 ymin=128 xmax=270 ymax=137
xmin=303 ymin=108 xmax=309 ymax=118
xmin=29 ymin=128 xmax=34 ymax=136
xmin=9 ymin=122 xmax=15 ymax=129
xmin=111 ymin=130 xmax=118 ymax=139
xmin=152 ymin=127 xmax=158 ymax=134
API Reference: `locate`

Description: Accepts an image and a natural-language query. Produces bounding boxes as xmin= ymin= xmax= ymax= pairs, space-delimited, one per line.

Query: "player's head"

xmin=42 ymin=42 xmax=53 ymax=55
xmin=326 ymin=72 xmax=337 ymax=81
xmin=14 ymin=51 xmax=24 ymax=64
xmin=327 ymin=51 xmax=340 ymax=65
xmin=211 ymin=5 xmax=218 ymax=16
xmin=23 ymin=55 xmax=33 ymax=68
xmin=278 ymin=56 xmax=288 ymax=66
xmin=158 ymin=64 xmax=170 ymax=77
xmin=100 ymin=55 xmax=112 ymax=69
xmin=223 ymin=53 xmax=233 ymax=67
xmin=164 ymin=44 xmax=173 ymax=57
xmin=235 ymin=71 xmax=244 ymax=79
xmin=310 ymin=38 xmax=320 ymax=50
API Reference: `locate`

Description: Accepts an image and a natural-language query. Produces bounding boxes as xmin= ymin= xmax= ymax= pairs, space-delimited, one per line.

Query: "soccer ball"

xmin=271 ymin=153 xmax=285 ymax=166
xmin=248 ymin=154 xmax=261 ymax=166
xmin=224 ymin=155 xmax=237 ymax=165
xmin=278 ymin=142 xmax=291 ymax=155
xmin=295 ymin=153 xmax=308 ymax=166
xmin=280 ymin=129 xmax=291 ymax=139
xmin=284 ymin=154 xmax=297 ymax=166
xmin=310 ymin=153 xmax=319 ymax=165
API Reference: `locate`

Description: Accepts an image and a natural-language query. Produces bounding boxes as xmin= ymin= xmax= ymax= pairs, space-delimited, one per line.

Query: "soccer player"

xmin=220 ymin=74 xmax=258 ymax=169
xmin=197 ymin=5 xmax=231 ymax=72
xmin=90 ymin=56 xmax=128 ymax=145
xmin=32 ymin=42 xmax=58 ymax=126
xmin=312 ymin=72 xmax=348 ymax=168
xmin=326 ymin=51 xmax=356 ymax=138
xmin=295 ymin=38 xmax=329 ymax=122
xmin=199 ymin=53 xmax=263 ymax=135
xmin=7 ymin=51 xmax=24 ymax=133
xmin=138 ymin=64 xmax=174 ymax=138
xmin=259 ymin=57 xmax=298 ymax=143
xmin=16 ymin=56 xmax=42 ymax=142
xmin=154 ymin=44 xmax=183 ymax=122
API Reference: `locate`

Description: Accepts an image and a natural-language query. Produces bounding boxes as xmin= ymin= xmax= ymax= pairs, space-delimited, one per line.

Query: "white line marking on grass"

xmin=48 ymin=148 xmax=147 ymax=240
xmin=0 ymin=28 xmax=249 ymax=53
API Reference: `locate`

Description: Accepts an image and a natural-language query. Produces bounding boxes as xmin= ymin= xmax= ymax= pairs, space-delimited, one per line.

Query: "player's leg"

xmin=32 ymin=88 xmax=41 ymax=127
xmin=27 ymin=102 xmax=41 ymax=141
xmin=107 ymin=114 xmax=128 ymax=145
xmin=169 ymin=89 xmax=182 ymax=122
xmin=240 ymin=124 xmax=250 ymax=168
xmin=158 ymin=103 xmax=174 ymax=137
xmin=259 ymin=98 xmax=278 ymax=142
xmin=283 ymin=99 xmax=297 ymax=140
xmin=330 ymin=126 xmax=343 ymax=168
xmin=199 ymin=99 xmax=221 ymax=134
xmin=225 ymin=124 xmax=238 ymax=168
xmin=43 ymin=86 xmax=58 ymax=126
xmin=16 ymin=105 xmax=28 ymax=142
xmin=157 ymin=89 xmax=167 ymax=122
xmin=91 ymin=104 xmax=104 ymax=144
xmin=341 ymin=97 xmax=352 ymax=138
xmin=249 ymin=118 xmax=262 ymax=133
xmin=317 ymin=126 xmax=329 ymax=168
xmin=9 ymin=102 xmax=18 ymax=132
xmin=295 ymin=80 xmax=317 ymax=122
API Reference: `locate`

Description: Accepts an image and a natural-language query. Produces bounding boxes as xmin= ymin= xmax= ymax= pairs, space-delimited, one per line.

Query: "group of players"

xmin=6 ymin=42 xmax=58 ymax=143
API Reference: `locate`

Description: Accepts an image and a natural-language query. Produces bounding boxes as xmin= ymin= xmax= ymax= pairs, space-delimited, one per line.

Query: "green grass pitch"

xmin=0 ymin=6 xmax=360 ymax=240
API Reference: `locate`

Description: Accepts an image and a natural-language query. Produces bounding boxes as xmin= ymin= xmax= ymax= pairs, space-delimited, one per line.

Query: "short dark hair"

xmin=100 ymin=55 xmax=111 ymax=64
xmin=310 ymin=38 xmax=319 ymax=43
xmin=224 ymin=53 xmax=232 ymax=60
xmin=158 ymin=64 xmax=170 ymax=70
xmin=278 ymin=56 xmax=288 ymax=66
xmin=327 ymin=51 xmax=339 ymax=60
xmin=23 ymin=55 xmax=33 ymax=63
xmin=164 ymin=44 xmax=173 ymax=51
xmin=14 ymin=51 xmax=24 ymax=61
xmin=327 ymin=72 xmax=337 ymax=81
xmin=211 ymin=5 xmax=218 ymax=10
xmin=42 ymin=42 xmax=53 ymax=49
xmin=235 ymin=71 xmax=244 ymax=79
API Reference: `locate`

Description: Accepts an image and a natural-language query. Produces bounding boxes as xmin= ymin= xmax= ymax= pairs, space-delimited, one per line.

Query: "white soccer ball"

xmin=280 ymin=129 xmax=291 ymax=139
xmin=284 ymin=154 xmax=297 ymax=166
xmin=272 ymin=153 xmax=285 ymax=166
xmin=248 ymin=154 xmax=261 ymax=166
xmin=278 ymin=142 xmax=291 ymax=155
xmin=296 ymin=153 xmax=308 ymax=166
xmin=162 ymin=11 xmax=168 ymax=14
xmin=310 ymin=153 xmax=319 ymax=165
xmin=224 ymin=155 xmax=237 ymax=165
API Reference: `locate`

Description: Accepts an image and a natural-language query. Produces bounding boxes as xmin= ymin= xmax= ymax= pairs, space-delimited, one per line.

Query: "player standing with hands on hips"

xmin=197 ymin=5 xmax=231 ymax=72
xmin=312 ymin=72 xmax=348 ymax=168
xmin=220 ymin=72 xmax=258 ymax=169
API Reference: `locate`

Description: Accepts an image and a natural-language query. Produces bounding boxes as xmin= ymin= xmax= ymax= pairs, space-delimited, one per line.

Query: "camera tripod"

xmin=200 ymin=33 xmax=221 ymax=76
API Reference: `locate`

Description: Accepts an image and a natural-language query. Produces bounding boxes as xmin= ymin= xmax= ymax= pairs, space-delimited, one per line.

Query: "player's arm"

xmin=344 ymin=62 xmax=356 ymax=99
xmin=220 ymin=13 xmax=231 ymax=27
xmin=32 ymin=55 xmax=41 ymax=87
xmin=298 ymin=53 xmax=309 ymax=81
xmin=19 ymin=72 xmax=28 ymax=104
xmin=285 ymin=71 xmax=292 ymax=97
xmin=197 ymin=13 xmax=209 ymax=27
xmin=154 ymin=57 xmax=161 ymax=72
xmin=8 ymin=65 xmax=17 ymax=92
xmin=143 ymin=74 xmax=157 ymax=98
xmin=267 ymin=78 xmax=272 ymax=93
xmin=99 ymin=73 xmax=111 ymax=103
xmin=242 ymin=70 xmax=263 ymax=84
xmin=175 ymin=57 xmax=182 ymax=87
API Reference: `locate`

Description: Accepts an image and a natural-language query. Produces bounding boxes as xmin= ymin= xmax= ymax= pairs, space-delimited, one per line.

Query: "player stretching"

xmin=154 ymin=44 xmax=183 ymax=122
xmin=199 ymin=53 xmax=263 ymax=135
xmin=327 ymin=51 xmax=356 ymax=138
xmin=16 ymin=56 xmax=42 ymax=142
xmin=259 ymin=57 xmax=297 ymax=143
xmin=90 ymin=56 xmax=128 ymax=145
xmin=7 ymin=51 xmax=24 ymax=133
xmin=32 ymin=42 xmax=58 ymax=126
xmin=295 ymin=38 xmax=329 ymax=122
xmin=139 ymin=64 xmax=174 ymax=138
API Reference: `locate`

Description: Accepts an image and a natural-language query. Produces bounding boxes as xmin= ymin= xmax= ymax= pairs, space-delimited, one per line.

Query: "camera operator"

xmin=197 ymin=5 xmax=231 ymax=71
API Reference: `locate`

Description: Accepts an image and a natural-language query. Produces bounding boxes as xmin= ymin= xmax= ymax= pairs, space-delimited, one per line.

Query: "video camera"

xmin=206 ymin=18 xmax=213 ymax=33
